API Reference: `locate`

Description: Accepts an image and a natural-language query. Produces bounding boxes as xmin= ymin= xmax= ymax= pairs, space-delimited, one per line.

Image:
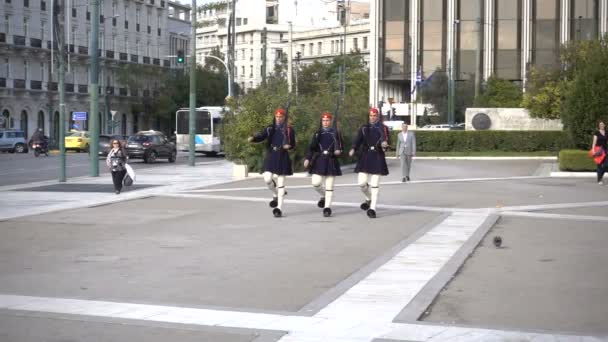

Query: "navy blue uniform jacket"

xmin=351 ymin=123 xmax=390 ymax=175
xmin=305 ymin=128 xmax=343 ymax=176
xmin=252 ymin=124 xmax=296 ymax=175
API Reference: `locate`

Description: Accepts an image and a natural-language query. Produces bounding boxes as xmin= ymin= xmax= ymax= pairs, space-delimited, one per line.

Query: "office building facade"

xmin=369 ymin=0 xmax=608 ymax=122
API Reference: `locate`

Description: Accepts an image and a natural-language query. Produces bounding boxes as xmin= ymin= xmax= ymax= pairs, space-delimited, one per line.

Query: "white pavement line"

xmin=160 ymin=193 xmax=480 ymax=213
xmin=0 ymin=294 xmax=322 ymax=332
xmin=501 ymin=210 xmax=608 ymax=222
xmin=499 ymin=200 xmax=608 ymax=212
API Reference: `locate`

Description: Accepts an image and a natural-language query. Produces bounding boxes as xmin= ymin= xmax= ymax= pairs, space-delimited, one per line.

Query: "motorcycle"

xmin=32 ymin=141 xmax=49 ymax=157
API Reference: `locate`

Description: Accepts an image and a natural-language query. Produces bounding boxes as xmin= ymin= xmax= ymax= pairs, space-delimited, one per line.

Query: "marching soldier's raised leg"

xmin=264 ymin=172 xmax=279 ymax=208
xmin=311 ymin=174 xmax=325 ymax=208
xmin=357 ymin=172 xmax=372 ymax=210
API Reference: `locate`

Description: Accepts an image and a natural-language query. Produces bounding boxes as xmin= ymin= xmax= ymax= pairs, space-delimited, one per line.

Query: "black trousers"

xmin=598 ymin=164 xmax=606 ymax=182
xmin=111 ymin=170 xmax=127 ymax=191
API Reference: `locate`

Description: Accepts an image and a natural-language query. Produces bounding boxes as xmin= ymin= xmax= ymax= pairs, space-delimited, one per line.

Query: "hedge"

xmin=393 ymin=130 xmax=572 ymax=152
xmin=558 ymin=149 xmax=597 ymax=171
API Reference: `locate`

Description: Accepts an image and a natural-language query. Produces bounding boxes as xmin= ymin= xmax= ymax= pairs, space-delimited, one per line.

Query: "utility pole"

xmin=105 ymin=74 xmax=111 ymax=134
xmin=89 ymin=0 xmax=100 ymax=176
xmin=261 ymin=27 xmax=267 ymax=85
xmin=287 ymin=21 xmax=293 ymax=93
xmin=448 ymin=20 xmax=458 ymax=126
xmin=339 ymin=0 xmax=347 ymax=101
xmin=188 ymin=0 xmax=197 ymax=166
xmin=54 ymin=0 xmax=66 ymax=182
xmin=228 ymin=0 xmax=236 ymax=97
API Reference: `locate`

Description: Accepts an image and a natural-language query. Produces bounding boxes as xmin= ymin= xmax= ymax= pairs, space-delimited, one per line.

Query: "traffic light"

xmin=177 ymin=50 xmax=184 ymax=64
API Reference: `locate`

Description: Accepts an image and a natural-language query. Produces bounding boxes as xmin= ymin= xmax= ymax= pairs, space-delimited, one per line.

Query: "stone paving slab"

xmin=0 ymin=196 xmax=441 ymax=313
xmin=421 ymin=216 xmax=608 ymax=335
xmin=0 ymin=309 xmax=281 ymax=342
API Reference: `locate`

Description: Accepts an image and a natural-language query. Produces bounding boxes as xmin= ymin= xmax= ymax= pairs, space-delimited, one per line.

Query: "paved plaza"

xmin=0 ymin=158 xmax=607 ymax=341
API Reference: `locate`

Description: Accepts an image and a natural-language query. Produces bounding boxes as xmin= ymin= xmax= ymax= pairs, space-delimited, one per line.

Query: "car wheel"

xmin=145 ymin=150 xmax=157 ymax=164
xmin=168 ymin=150 xmax=177 ymax=163
xmin=83 ymin=144 xmax=90 ymax=153
xmin=14 ymin=143 xmax=26 ymax=153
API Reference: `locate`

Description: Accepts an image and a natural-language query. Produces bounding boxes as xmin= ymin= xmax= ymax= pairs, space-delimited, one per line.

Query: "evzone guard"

xmin=348 ymin=107 xmax=390 ymax=218
xmin=303 ymin=112 xmax=344 ymax=217
xmin=248 ymin=108 xmax=296 ymax=217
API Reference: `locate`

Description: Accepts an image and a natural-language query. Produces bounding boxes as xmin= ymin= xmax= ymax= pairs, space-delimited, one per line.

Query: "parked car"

xmin=98 ymin=134 xmax=128 ymax=157
xmin=0 ymin=129 xmax=29 ymax=153
xmin=65 ymin=130 xmax=90 ymax=152
xmin=125 ymin=130 xmax=177 ymax=163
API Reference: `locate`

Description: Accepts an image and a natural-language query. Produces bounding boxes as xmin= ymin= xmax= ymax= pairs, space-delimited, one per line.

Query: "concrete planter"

xmin=232 ymin=163 xmax=248 ymax=179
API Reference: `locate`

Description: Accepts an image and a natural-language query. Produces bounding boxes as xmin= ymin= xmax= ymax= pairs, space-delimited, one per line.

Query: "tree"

xmin=222 ymin=54 xmax=370 ymax=172
xmin=521 ymin=67 xmax=564 ymax=120
xmin=474 ymin=76 xmax=523 ymax=108
xmin=418 ymin=69 xmax=474 ymax=123
xmin=560 ymin=38 xmax=608 ymax=148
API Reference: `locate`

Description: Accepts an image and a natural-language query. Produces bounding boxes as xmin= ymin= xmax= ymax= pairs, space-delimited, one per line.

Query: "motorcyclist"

xmin=29 ymin=128 xmax=49 ymax=153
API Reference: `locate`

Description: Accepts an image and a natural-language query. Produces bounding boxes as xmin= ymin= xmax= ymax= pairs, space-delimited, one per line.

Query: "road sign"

xmin=72 ymin=111 xmax=88 ymax=121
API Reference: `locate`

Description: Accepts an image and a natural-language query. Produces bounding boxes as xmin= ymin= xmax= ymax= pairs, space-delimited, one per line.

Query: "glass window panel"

xmin=423 ymin=22 xmax=443 ymax=50
xmin=535 ymin=0 xmax=558 ymax=19
xmin=496 ymin=0 xmax=519 ymax=19
xmin=572 ymin=0 xmax=596 ymax=18
xmin=422 ymin=50 xmax=443 ymax=76
xmin=459 ymin=21 xmax=478 ymax=49
xmin=572 ymin=18 xmax=598 ymax=39
xmin=533 ymin=50 xmax=559 ymax=69
xmin=386 ymin=36 xmax=405 ymax=50
xmin=384 ymin=50 xmax=406 ymax=77
xmin=385 ymin=0 xmax=407 ymax=21
xmin=495 ymin=50 xmax=521 ymax=79
xmin=423 ymin=0 xmax=444 ymax=20
xmin=535 ymin=20 xmax=558 ymax=49
xmin=496 ymin=20 xmax=519 ymax=49
xmin=459 ymin=0 xmax=482 ymax=20
xmin=457 ymin=50 xmax=477 ymax=79
xmin=386 ymin=21 xmax=405 ymax=35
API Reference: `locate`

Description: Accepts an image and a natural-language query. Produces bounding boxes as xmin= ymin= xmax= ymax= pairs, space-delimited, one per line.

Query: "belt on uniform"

xmin=272 ymin=146 xmax=280 ymax=151
xmin=322 ymin=150 xmax=330 ymax=155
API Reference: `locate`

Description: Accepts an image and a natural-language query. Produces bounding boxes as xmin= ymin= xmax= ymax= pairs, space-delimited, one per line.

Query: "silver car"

xmin=0 ymin=130 xmax=29 ymax=153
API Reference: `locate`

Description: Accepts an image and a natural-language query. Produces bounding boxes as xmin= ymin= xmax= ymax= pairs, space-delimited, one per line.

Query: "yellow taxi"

xmin=65 ymin=130 xmax=91 ymax=152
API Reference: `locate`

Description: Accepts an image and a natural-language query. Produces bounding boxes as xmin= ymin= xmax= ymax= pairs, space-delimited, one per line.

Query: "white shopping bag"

xmin=123 ymin=163 xmax=136 ymax=186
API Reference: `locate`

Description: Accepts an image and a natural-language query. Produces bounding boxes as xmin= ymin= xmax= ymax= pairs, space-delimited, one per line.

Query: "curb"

xmin=550 ymin=171 xmax=596 ymax=178
xmin=386 ymin=156 xmax=558 ymax=161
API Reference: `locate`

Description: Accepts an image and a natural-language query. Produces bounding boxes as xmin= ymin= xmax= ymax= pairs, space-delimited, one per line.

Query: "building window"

xmin=363 ymin=36 xmax=368 ymax=49
xmin=420 ymin=0 xmax=444 ymax=78
xmin=353 ymin=37 xmax=358 ymax=50
xmin=243 ymin=18 xmax=248 ymax=25
xmin=317 ymin=42 xmax=322 ymax=54
xmin=570 ymin=0 xmax=598 ymax=40
xmin=72 ymin=7 xmax=76 ymax=17
xmin=241 ymin=66 xmax=245 ymax=76
xmin=40 ymin=0 xmax=45 ymax=11
xmin=494 ymin=0 xmax=522 ymax=80
xmin=457 ymin=0 xmax=484 ymax=80
xmin=309 ymin=43 xmax=313 ymax=55
xmin=23 ymin=0 xmax=28 ymax=8
xmin=300 ymin=44 xmax=305 ymax=56
xmin=532 ymin=0 xmax=560 ymax=69
xmin=23 ymin=17 xmax=28 ymax=37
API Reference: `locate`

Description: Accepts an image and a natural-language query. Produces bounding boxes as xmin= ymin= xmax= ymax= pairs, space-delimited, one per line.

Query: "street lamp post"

xmin=448 ymin=19 xmax=459 ymax=126
xmin=204 ymin=55 xmax=231 ymax=98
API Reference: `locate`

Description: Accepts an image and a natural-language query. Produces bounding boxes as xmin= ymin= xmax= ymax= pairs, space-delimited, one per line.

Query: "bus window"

xmin=212 ymin=117 xmax=222 ymax=137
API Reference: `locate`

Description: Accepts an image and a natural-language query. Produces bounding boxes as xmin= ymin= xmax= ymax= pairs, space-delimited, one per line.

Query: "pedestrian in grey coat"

xmin=395 ymin=123 xmax=416 ymax=182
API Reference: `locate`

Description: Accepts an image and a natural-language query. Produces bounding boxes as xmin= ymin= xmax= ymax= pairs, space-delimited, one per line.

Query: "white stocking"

xmin=276 ymin=175 xmax=286 ymax=209
xmin=324 ymin=176 xmax=335 ymax=208
xmin=357 ymin=172 xmax=371 ymax=201
xmin=263 ymin=172 xmax=277 ymax=196
xmin=369 ymin=174 xmax=380 ymax=210
xmin=311 ymin=174 xmax=324 ymax=197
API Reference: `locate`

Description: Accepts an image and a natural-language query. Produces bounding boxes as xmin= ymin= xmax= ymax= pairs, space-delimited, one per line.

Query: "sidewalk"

xmin=0 ymin=160 xmax=235 ymax=221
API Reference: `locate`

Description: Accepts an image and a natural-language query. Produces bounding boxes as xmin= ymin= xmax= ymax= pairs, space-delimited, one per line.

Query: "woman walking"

xmin=106 ymin=139 xmax=128 ymax=194
xmin=591 ymin=121 xmax=607 ymax=185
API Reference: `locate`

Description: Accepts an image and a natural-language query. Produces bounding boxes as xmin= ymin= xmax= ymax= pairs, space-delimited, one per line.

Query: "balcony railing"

xmin=153 ymin=58 xmax=160 ymax=66
xmin=119 ymin=88 xmax=128 ymax=96
xmin=131 ymin=54 xmax=138 ymax=63
xmin=0 ymin=78 xmax=6 ymax=88
xmin=14 ymin=79 xmax=26 ymax=89
xmin=143 ymin=56 xmax=150 ymax=64
xmin=130 ymin=88 xmax=138 ymax=97
xmin=106 ymin=50 xmax=114 ymax=59
xmin=78 ymin=46 xmax=88 ymax=54
xmin=13 ymin=35 xmax=26 ymax=46
xmin=78 ymin=84 xmax=88 ymax=93
xmin=143 ymin=89 xmax=150 ymax=97
xmin=30 ymin=80 xmax=42 ymax=90
xmin=30 ymin=38 xmax=42 ymax=48
xmin=66 ymin=83 xmax=75 ymax=92
xmin=48 ymin=82 xmax=58 ymax=91
xmin=119 ymin=52 xmax=128 ymax=61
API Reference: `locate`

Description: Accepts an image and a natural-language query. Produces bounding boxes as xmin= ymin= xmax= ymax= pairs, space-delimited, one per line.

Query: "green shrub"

xmin=393 ymin=130 xmax=572 ymax=152
xmin=558 ymin=149 xmax=597 ymax=171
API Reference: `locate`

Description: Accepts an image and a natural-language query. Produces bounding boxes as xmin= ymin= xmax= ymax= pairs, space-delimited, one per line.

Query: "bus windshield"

xmin=176 ymin=110 xmax=211 ymax=135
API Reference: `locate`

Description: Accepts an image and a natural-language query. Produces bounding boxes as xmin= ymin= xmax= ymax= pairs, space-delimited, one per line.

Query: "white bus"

xmin=175 ymin=106 xmax=225 ymax=155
